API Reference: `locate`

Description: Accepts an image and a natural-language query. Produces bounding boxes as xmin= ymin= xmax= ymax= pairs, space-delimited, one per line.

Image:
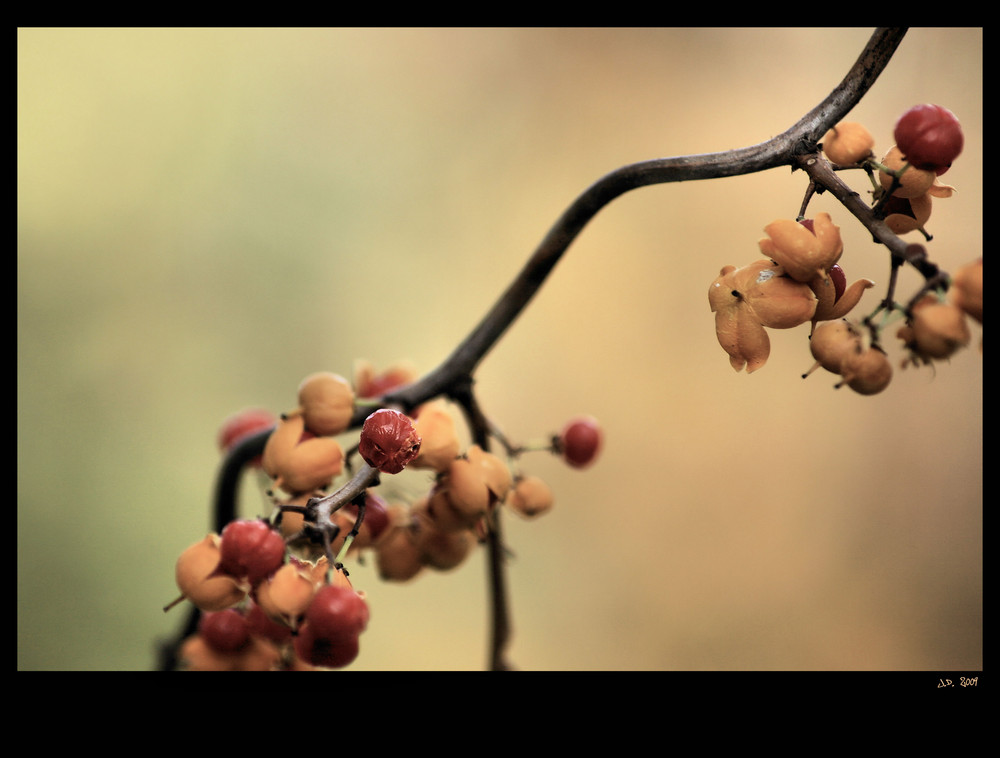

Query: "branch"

xmin=385 ymin=27 xmax=907 ymax=412
xmin=168 ymin=28 xmax=909 ymax=672
xmin=793 ymin=152 xmax=942 ymax=280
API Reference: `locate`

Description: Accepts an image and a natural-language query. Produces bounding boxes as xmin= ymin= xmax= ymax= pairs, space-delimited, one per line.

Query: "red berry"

xmin=245 ymin=600 xmax=293 ymax=645
xmin=827 ymin=263 xmax=846 ymax=303
xmin=358 ymin=409 xmax=422 ymax=475
xmin=559 ymin=416 xmax=603 ymax=468
xmin=198 ymin=609 xmax=251 ymax=653
xmin=217 ymin=519 xmax=286 ymax=585
xmin=304 ymin=584 xmax=369 ymax=642
xmin=293 ymin=623 xmax=361 ymax=669
xmin=893 ymin=104 xmax=963 ymax=174
xmin=292 ymin=584 xmax=369 ymax=668
xmin=218 ymin=408 xmax=277 ymax=467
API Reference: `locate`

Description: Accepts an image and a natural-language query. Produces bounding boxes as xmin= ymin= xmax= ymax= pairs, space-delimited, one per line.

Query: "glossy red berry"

xmin=358 ymin=409 xmax=422 ymax=474
xmin=198 ymin=609 xmax=251 ymax=653
xmin=292 ymin=584 xmax=369 ymax=668
xmin=893 ymin=104 xmax=963 ymax=174
xmin=304 ymin=583 xmax=369 ymax=642
xmin=827 ymin=263 xmax=846 ymax=303
xmin=293 ymin=623 xmax=361 ymax=669
xmin=559 ymin=416 xmax=603 ymax=468
xmin=217 ymin=519 xmax=286 ymax=586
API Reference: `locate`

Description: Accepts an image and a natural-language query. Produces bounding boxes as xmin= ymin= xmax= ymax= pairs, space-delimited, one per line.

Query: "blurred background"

xmin=18 ymin=27 xmax=981 ymax=671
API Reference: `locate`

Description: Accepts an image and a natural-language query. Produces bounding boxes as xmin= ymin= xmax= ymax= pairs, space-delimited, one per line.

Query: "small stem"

xmin=449 ymin=380 xmax=513 ymax=671
xmin=798 ymin=180 xmax=819 ymax=219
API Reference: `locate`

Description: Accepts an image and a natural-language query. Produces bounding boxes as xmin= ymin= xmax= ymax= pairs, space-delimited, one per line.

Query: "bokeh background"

xmin=18 ymin=27 xmax=982 ymax=671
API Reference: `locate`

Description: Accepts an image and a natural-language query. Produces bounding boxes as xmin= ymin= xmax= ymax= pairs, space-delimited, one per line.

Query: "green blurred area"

xmin=18 ymin=28 xmax=981 ymax=671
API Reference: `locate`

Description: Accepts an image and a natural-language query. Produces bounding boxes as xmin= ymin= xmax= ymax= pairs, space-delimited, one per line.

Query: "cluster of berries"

xmin=802 ymin=257 xmax=981 ymax=393
xmin=709 ymin=213 xmax=874 ymax=375
xmin=821 ymin=103 xmax=961 ymax=235
xmin=167 ymin=361 xmax=603 ymax=670
xmin=708 ymin=103 xmax=980 ymax=393
xmin=169 ymin=519 xmax=368 ymax=670
xmin=370 ymin=414 xmax=600 ymax=581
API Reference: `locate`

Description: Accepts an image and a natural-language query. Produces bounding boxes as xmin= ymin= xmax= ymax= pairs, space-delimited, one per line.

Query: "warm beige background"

xmin=18 ymin=28 xmax=981 ymax=671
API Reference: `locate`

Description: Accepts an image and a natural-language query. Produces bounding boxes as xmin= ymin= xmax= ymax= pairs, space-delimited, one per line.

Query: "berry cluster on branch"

xmin=159 ymin=29 xmax=979 ymax=672
xmin=709 ymin=103 xmax=981 ymax=393
xmin=163 ymin=362 xmax=602 ymax=671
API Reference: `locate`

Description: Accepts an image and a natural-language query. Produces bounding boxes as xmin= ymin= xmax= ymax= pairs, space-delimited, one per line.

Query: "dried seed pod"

xmin=410 ymin=400 xmax=461 ymax=472
xmin=411 ymin=503 xmax=474 ymax=570
xmin=910 ymin=300 xmax=971 ymax=359
xmin=261 ymin=412 xmax=305 ymax=477
xmin=804 ymin=319 xmax=862 ymax=377
xmin=235 ymin=636 xmax=284 ymax=672
xmin=179 ymin=635 xmax=239 ymax=672
xmin=878 ymin=145 xmax=937 ymax=199
xmin=507 ymin=475 xmax=555 ymax=518
xmin=810 ymin=264 xmax=875 ymax=324
xmin=445 ymin=445 xmax=511 ymax=519
xmin=882 ymin=192 xmax=932 ymax=235
xmin=296 ymin=372 xmax=355 ymax=436
xmin=821 ymin=122 xmax=875 ymax=165
xmin=279 ymin=439 xmax=344 ymax=494
xmin=838 ymin=343 xmax=893 ymax=395
xmin=374 ymin=508 xmax=425 ymax=582
xmin=758 ymin=213 xmax=843 ymax=284
xmin=179 ymin=632 xmax=283 ymax=672
xmin=422 ymin=486 xmax=478 ymax=533
xmin=255 ymin=559 xmax=323 ymax=630
xmin=263 ymin=413 xmax=345 ymax=495
xmin=950 ymin=258 xmax=982 ymax=324
xmin=174 ymin=534 xmax=248 ymax=612
xmin=709 ymin=259 xmax=817 ymax=373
